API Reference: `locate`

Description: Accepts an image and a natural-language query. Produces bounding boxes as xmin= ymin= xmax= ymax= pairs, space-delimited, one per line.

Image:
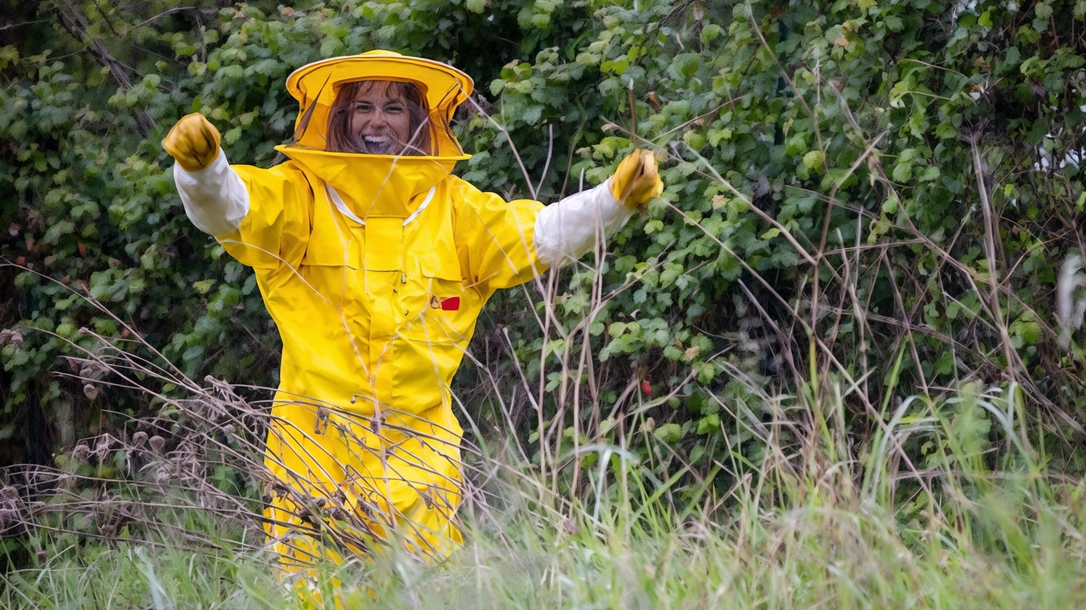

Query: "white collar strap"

xmin=325 ymin=185 xmax=436 ymax=228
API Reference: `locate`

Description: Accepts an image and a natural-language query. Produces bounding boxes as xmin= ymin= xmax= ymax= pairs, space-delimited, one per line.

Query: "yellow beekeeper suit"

xmin=164 ymin=50 xmax=662 ymax=569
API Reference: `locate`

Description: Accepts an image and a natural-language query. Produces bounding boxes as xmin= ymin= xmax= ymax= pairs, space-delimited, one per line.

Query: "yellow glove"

xmin=610 ymin=149 xmax=663 ymax=210
xmin=162 ymin=113 xmax=221 ymax=172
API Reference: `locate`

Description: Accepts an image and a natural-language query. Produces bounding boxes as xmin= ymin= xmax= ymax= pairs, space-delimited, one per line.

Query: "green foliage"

xmin=464 ymin=0 xmax=1086 ymax=497
xmin=3 ymin=0 xmax=1086 ymax=557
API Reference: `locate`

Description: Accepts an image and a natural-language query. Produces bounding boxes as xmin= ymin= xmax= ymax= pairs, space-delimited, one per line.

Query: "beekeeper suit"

xmin=162 ymin=50 xmax=662 ymax=569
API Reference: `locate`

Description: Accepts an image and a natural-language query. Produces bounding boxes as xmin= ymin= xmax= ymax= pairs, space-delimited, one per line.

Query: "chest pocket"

xmin=390 ymin=250 xmax=476 ymax=412
xmin=301 ymin=234 xmax=361 ymax=268
xmin=398 ymin=209 xmax=476 ymax=347
xmin=413 ymin=256 xmax=474 ymax=346
xmin=301 ymin=184 xmax=366 ymax=271
xmin=297 ymin=219 xmax=364 ymax=314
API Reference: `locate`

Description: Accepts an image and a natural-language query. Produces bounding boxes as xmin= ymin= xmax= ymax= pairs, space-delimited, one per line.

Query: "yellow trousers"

xmin=261 ymin=402 xmax=464 ymax=574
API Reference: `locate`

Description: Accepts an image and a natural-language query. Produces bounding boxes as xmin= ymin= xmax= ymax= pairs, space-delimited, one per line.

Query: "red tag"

xmin=439 ymin=296 xmax=461 ymax=311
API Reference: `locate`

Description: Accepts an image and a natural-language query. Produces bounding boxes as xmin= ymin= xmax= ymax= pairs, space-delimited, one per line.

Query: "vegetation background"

xmin=3 ymin=0 xmax=1086 ymax=607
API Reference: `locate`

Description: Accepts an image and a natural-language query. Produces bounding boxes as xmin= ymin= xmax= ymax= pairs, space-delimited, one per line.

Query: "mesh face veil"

xmin=326 ymin=80 xmax=432 ymax=155
xmin=283 ymin=51 xmax=473 ymax=159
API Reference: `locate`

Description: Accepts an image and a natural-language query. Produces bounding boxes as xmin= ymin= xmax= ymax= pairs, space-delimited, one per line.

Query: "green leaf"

xmin=182 ymin=345 xmax=205 ymax=362
xmin=696 ymin=413 xmax=721 ymax=435
xmin=803 ymin=150 xmax=824 ymax=172
xmin=882 ymin=195 xmax=899 ymax=215
xmin=520 ymin=105 xmax=543 ymax=125
xmin=933 ymin=351 xmax=956 ymax=376
xmin=918 ymin=166 xmax=941 ymax=182
xmin=193 ymin=279 xmax=216 ymax=295
xmin=0 ymin=45 xmax=19 ymax=71
xmin=1010 ymin=312 xmax=1042 ymax=346
xmin=892 ymin=161 xmax=913 ymax=183
xmin=701 ymin=24 xmax=723 ymax=45
xmin=654 ymin=423 xmax=682 ymax=444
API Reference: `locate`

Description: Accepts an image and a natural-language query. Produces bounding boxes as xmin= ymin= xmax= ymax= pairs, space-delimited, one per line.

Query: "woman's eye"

xmin=386 ymin=104 xmax=405 ymax=113
xmin=353 ymin=102 xmax=374 ymax=112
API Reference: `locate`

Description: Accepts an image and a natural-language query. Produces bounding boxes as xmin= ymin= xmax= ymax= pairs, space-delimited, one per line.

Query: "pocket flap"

xmin=301 ymin=235 xmax=360 ymax=268
xmin=419 ymin=251 xmax=463 ymax=281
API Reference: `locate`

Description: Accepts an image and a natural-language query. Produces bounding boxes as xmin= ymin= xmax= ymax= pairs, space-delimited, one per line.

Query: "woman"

xmin=162 ymin=50 xmax=662 ymax=570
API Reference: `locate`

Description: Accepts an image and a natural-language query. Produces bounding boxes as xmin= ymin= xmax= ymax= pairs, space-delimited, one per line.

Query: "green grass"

xmin=4 ymin=384 xmax=1085 ymax=609
xmin=6 ymin=472 xmax=1083 ymax=609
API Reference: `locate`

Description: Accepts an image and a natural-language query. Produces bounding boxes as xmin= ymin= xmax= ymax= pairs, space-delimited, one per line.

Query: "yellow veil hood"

xmin=275 ymin=51 xmax=475 ymax=220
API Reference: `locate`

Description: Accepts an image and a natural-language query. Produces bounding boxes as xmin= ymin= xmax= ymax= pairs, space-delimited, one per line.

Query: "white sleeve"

xmin=533 ymin=179 xmax=635 ymax=267
xmin=172 ymin=150 xmax=250 ymax=236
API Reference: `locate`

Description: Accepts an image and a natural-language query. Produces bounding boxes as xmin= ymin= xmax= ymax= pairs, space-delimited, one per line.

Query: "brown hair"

xmin=326 ymin=80 xmax=431 ymax=155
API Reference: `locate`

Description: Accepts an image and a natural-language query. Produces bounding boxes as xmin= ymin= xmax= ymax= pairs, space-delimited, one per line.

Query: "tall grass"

xmin=2 ymin=360 xmax=1084 ymax=609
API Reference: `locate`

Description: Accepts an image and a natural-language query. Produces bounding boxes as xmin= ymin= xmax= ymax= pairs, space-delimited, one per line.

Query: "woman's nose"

xmin=368 ymin=110 xmax=388 ymax=127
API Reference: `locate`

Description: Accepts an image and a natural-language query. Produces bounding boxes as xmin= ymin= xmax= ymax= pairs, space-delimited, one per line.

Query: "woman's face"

xmin=345 ymin=81 xmax=414 ymax=155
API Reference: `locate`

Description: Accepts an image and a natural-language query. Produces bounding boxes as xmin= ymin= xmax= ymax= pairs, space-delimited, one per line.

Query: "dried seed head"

xmin=197 ymin=399 xmax=223 ymax=423
xmin=149 ymin=436 xmax=166 ymax=454
xmin=155 ymin=468 xmax=172 ymax=485
xmin=222 ymin=424 xmax=236 ymax=435
xmin=639 ymin=417 xmax=656 ymax=433
xmin=132 ymin=431 xmax=147 ymax=447
xmin=83 ymin=384 xmax=99 ymax=401
xmin=72 ymin=444 xmax=90 ymax=461
xmin=94 ymin=436 xmax=112 ymax=457
xmin=0 ymin=506 xmax=17 ymax=531
xmin=0 ymin=486 xmax=17 ymax=500
xmin=0 ymin=330 xmax=23 ymax=348
xmin=562 ymin=517 xmax=578 ymax=535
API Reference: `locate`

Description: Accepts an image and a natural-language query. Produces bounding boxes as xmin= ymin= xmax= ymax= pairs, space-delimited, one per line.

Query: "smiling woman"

xmin=160 ymin=49 xmax=662 ymax=589
xmin=327 ymin=80 xmax=432 ymax=155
